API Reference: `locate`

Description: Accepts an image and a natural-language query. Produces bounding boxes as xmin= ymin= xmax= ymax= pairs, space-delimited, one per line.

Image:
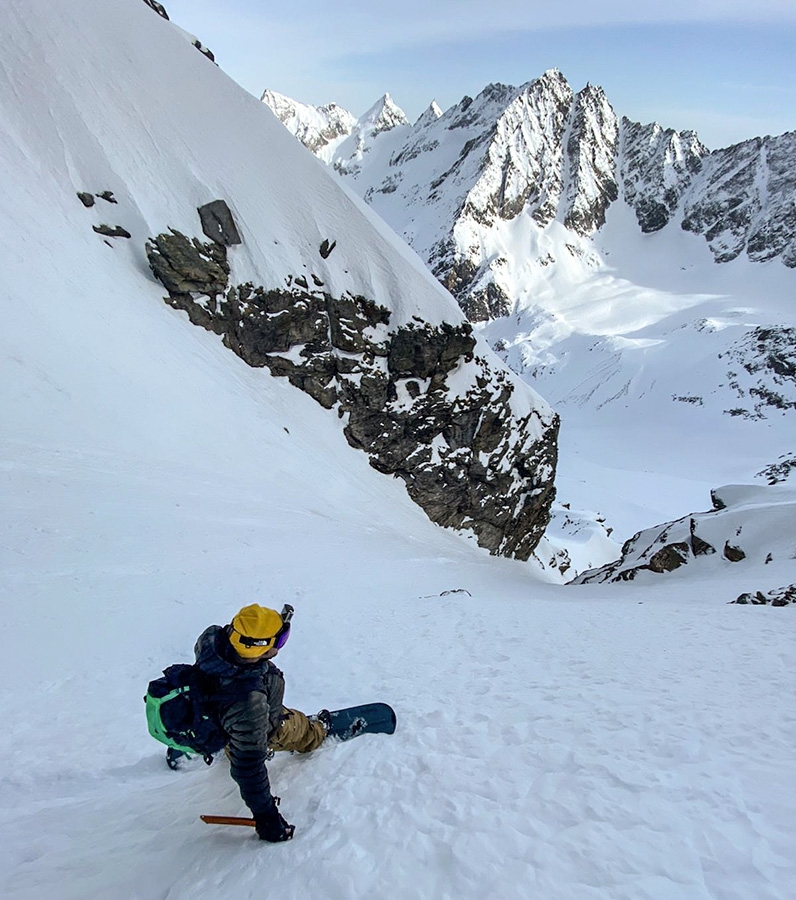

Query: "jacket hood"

xmin=194 ymin=625 xmax=271 ymax=681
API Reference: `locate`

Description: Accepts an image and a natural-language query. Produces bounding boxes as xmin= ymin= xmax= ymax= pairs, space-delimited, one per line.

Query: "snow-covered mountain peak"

xmin=270 ymin=70 xmax=795 ymax=284
xmin=360 ymin=92 xmax=409 ymax=132
xmin=331 ymin=93 xmax=410 ymax=176
xmin=260 ymin=88 xmax=356 ymax=160
xmin=415 ymin=100 xmax=443 ymax=128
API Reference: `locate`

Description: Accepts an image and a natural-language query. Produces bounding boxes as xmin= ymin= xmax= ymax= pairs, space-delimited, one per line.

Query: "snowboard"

xmin=326 ymin=702 xmax=396 ymax=741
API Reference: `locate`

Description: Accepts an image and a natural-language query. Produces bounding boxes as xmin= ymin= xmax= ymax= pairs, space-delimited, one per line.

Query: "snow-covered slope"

xmin=2 ymin=3 xmax=796 ymax=899
xmin=2 ymin=0 xmax=563 ymax=561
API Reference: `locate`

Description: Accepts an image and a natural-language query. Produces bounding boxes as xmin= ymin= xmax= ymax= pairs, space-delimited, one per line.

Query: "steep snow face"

xmin=0 ymin=0 xmax=559 ymax=560
xmin=261 ymin=88 xmax=356 ymax=160
xmin=3 ymin=8 xmax=796 ymax=896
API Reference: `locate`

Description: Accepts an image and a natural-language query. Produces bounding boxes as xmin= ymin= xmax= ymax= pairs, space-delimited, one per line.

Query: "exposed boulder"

xmin=732 ymin=584 xmax=795 ymax=606
xmin=93 ymin=224 xmax=131 ymax=238
xmin=319 ymin=238 xmax=336 ymax=259
xmin=198 ymin=200 xmax=241 ymax=246
xmin=77 ymin=192 xmax=95 ymax=208
xmin=723 ymin=541 xmax=746 ymax=562
xmin=145 ymin=230 xmax=229 ymax=296
xmin=146 ymin=227 xmax=559 ymax=559
xmin=647 ymin=542 xmax=690 ymax=573
xmin=192 ymin=40 xmax=216 ymax=63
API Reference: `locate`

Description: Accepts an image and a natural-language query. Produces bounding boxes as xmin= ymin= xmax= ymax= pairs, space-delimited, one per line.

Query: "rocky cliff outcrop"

xmin=142 ymin=0 xmax=169 ymax=19
xmin=563 ymin=84 xmax=619 ymax=234
xmin=682 ymin=131 xmax=796 ymax=266
xmin=720 ymin=326 xmax=796 ymax=419
xmin=621 ymin=120 xmax=707 ymax=233
xmin=732 ymin=584 xmax=795 ymax=606
xmin=573 ymin=484 xmax=796 ymax=584
xmin=146 ymin=213 xmax=559 ymax=559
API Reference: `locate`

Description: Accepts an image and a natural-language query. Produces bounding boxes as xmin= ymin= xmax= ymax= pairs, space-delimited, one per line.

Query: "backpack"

xmin=144 ymin=663 xmax=228 ymax=763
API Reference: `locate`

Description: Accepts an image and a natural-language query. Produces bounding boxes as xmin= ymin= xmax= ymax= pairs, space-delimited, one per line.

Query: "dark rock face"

xmin=723 ymin=542 xmax=746 ymax=562
xmin=77 ymin=192 xmax=95 ymax=207
xmin=757 ymin=454 xmax=796 ymax=485
xmin=647 ymin=542 xmax=690 ymax=573
xmin=682 ymin=132 xmax=796 ymax=267
xmin=720 ymin=326 xmax=796 ymax=419
xmin=198 ymin=200 xmax=241 ymax=246
xmin=93 ymin=224 xmax=131 ymax=238
xmin=733 ymin=584 xmax=795 ymax=606
xmin=621 ymin=120 xmax=707 ymax=233
xmin=436 ymin=252 xmax=510 ymax=322
xmin=146 ymin=230 xmax=229 ymax=295
xmin=146 ymin=228 xmax=559 ymax=559
xmin=142 ymin=0 xmax=169 ymax=19
xmin=563 ymin=85 xmax=619 ymax=234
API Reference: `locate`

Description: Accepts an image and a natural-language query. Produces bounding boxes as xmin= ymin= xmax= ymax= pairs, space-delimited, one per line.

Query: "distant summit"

xmin=414 ymin=101 xmax=442 ymax=128
xmin=260 ymin=88 xmax=356 ymax=161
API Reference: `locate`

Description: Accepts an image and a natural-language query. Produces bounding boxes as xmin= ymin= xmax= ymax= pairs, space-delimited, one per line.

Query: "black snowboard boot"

xmin=313 ymin=709 xmax=332 ymax=735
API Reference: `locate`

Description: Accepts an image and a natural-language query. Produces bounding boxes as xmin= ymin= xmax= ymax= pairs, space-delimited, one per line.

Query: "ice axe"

xmin=201 ymin=814 xmax=255 ymax=827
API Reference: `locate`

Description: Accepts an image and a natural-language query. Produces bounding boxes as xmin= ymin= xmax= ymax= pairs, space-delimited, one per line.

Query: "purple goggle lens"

xmin=273 ymin=622 xmax=291 ymax=649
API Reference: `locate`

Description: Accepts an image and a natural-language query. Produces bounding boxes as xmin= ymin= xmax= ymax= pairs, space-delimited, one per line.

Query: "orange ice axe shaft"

xmin=201 ymin=814 xmax=256 ymax=827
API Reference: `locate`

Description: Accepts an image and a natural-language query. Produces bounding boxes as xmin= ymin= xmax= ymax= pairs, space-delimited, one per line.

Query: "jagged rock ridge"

xmin=263 ymin=72 xmax=796 ymax=321
xmin=261 ymin=88 xmax=357 ymax=158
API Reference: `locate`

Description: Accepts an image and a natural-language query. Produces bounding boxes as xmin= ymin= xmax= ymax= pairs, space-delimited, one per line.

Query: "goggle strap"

xmin=234 ymin=621 xmax=291 ymax=649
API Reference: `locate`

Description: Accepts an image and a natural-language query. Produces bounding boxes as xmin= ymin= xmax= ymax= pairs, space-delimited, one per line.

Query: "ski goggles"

xmin=236 ymin=621 xmax=291 ymax=651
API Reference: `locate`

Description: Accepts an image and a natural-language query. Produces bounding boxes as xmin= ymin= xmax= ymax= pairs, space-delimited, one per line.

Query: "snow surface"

xmin=1 ymin=2 xmax=795 ymax=899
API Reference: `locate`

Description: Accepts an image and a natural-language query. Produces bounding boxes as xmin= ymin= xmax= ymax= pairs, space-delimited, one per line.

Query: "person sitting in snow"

xmin=186 ymin=603 xmax=330 ymax=842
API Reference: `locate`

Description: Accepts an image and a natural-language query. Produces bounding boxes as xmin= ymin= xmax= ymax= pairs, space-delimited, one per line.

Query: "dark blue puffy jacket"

xmin=194 ymin=625 xmax=286 ymax=814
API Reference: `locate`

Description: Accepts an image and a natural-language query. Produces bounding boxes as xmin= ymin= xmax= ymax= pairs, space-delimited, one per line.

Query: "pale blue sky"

xmin=165 ymin=0 xmax=796 ymax=149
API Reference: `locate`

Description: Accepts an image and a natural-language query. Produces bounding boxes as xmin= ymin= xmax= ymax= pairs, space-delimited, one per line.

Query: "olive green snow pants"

xmin=269 ymin=707 xmax=326 ymax=754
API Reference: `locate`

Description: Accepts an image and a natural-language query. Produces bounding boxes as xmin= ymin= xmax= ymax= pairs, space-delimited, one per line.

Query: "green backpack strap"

xmin=144 ymin=686 xmax=198 ymax=756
